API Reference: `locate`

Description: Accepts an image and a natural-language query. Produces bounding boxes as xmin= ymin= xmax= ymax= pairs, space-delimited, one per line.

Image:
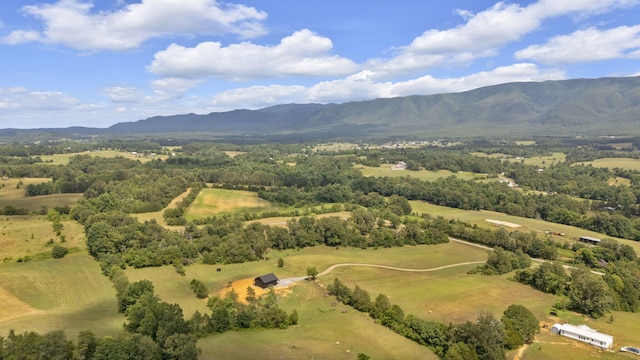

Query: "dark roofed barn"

xmin=254 ymin=273 xmax=278 ymax=289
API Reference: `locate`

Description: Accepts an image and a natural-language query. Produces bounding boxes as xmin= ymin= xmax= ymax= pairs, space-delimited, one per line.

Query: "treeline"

xmin=327 ymin=278 xmax=539 ymax=359
xmin=82 ymin=197 xmax=562 ymax=271
xmin=0 ymin=278 xmax=199 ymax=360
xmin=516 ymin=238 xmax=640 ymax=318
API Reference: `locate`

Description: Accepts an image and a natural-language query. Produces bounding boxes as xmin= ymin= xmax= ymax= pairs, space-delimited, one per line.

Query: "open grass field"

xmin=0 ymin=177 xmax=82 ymax=211
xmin=521 ymin=310 xmax=640 ymax=360
xmin=132 ymin=187 xmax=192 ymax=229
xmin=0 ymin=253 xmax=124 ymax=338
xmin=0 ymin=217 xmax=85 ymax=261
xmin=410 ymin=200 xmax=640 ymax=254
xmin=222 ymin=151 xmax=246 ymax=158
xmin=472 ymin=152 xmax=567 ymax=167
xmin=251 ymin=211 xmax=351 ymax=227
xmin=0 ymin=177 xmax=50 ymax=198
xmin=356 ymin=164 xmax=482 ymax=181
xmin=198 ymin=281 xmax=439 ymax=360
xmin=38 ymin=150 xmax=168 ymax=165
xmin=317 ymin=262 xmax=556 ymax=325
xmin=574 ymin=158 xmax=640 ymax=171
xmin=186 ymin=188 xmax=276 ymax=220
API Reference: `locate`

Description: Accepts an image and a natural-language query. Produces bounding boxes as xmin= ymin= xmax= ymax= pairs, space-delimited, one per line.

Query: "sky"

xmin=1 ymin=0 xmax=640 ymax=129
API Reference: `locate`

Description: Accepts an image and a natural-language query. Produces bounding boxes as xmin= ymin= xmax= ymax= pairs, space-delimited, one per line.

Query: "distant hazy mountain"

xmin=7 ymin=76 xmax=640 ymax=139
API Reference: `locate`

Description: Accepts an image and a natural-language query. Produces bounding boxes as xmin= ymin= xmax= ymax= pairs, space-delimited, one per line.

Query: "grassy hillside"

xmin=0 ymin=254 xmax=124 ymax=338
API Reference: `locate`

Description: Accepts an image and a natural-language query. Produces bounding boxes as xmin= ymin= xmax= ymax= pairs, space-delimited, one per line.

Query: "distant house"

xmin=579 ymin=236 xmax=601 ymax=245
xmin=551 ymin=323 xmax=613 ymax=349
xmin=391 ymin=161 xmax=406 ymax=170
xmin=254 ymin=273 xmax=278 ymax=289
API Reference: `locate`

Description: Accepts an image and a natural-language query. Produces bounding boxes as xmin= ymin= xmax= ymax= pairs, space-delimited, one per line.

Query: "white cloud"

xmin=368 ymin=0 xmax=640 ymax=77
xmin=103 ymin=86 xmax=145 ymax=103
xmin=516 ymin=25 xmax=640 ymax=64
xmin=0 ymin=89 xmax=81 ymax=111
xmin=148 ymin=29 xmax=359 ymax=80
xmin=149 ymin=78 xmax=202 ymax=102
xmin=2 ymin=0 xmax=267 ymax=51
xmin=390 ymin=63 xmax=566 ymax=97
xmin=210 ymin=84 xmax=307 ymax=110
xmin=203 ymin=64 xmax=566 ymax=110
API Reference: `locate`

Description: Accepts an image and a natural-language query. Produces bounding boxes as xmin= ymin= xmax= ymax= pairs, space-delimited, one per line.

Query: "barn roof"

xmin=256 ymin=273 xmax=278 ymax=283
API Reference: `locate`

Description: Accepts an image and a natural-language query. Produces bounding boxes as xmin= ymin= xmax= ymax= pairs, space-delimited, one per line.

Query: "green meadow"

xmin=198 ymin=281 xmax=439 ymax=360
xmin=356 ymin=164 xmax=482 ymax=181
xmin=472 ymin=152 xmax=567 ymax=167
xmin=575 ymin=158 xmax=640 ymax=171
xmin=39 ymin=150 xmax=168 ymax=165
xmin=0 ymin=177 xmax=82 ymax=212
xmin=186 ymin=188 xmax=276 ymax=220
xmin=0 ymin=217 xmax=85 ymax=261
xmin=410 ymin=200 xmax=640 ymax=254
xmin=0 ymin=253 xmax=123 ymax=338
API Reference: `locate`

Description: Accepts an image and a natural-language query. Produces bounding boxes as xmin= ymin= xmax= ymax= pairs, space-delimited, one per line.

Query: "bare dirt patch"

xmin=219 ymin=277 xmax=301 ymax=303
xmin=485 ymin=219 xmax=521 ymax=228
xmin=0 ymin=285 xmax=43 ymax=322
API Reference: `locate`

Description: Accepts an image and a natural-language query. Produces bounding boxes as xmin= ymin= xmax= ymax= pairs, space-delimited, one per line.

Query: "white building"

xmin=551 ymin=323 xmax=613 ymax=349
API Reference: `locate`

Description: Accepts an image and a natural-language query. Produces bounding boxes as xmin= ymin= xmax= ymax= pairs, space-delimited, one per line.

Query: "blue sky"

xmin=1 ymin=0 xmax=640 ymax=129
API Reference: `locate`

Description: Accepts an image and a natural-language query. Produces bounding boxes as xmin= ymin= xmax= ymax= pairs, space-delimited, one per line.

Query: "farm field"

xmin=0 ymin=177 xmax=82 ymax=211
xmin=198 ymin=281 xmax=439 ymax=360
xmin=356 ymin=164 xmax=482 ymax=181
xmin=186 ymin=188 xmax=276 ymax=220
xmin=471 ymin=152 xmax=567 ymax=167
xmin=132 ymin=187 xmax=192 ymax=228
xmin=0 ymin=217 xmax=85 ymax=261
xmin=317 ymin=262 xmax=556 ymax=325
xmin=410 ymin=200 xmax=640 ymax=254
xmin=0 ymin=253 xmax=124 ymax=338
xmin=38 ymin=150 xmax=167 ymax=165
xmin=574 ymin=158 xmax=640 ymax=171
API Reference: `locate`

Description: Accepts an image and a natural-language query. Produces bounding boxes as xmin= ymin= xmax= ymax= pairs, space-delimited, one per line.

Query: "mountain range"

xmin=4 ymin=76 xmax=640 ymax=140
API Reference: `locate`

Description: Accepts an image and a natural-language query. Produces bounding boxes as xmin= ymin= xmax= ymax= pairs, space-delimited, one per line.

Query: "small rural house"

xmin=254 ymin=273 xmax=278 ymax=289
xmin=551 ymin=323 xmax=613 ymax=349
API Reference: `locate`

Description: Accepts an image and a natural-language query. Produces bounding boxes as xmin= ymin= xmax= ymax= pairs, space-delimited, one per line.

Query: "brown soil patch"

xmin=0 ymin=285 xmax=43 ymax=322
xmin=219 ymin=278 xmax=294 ymax=304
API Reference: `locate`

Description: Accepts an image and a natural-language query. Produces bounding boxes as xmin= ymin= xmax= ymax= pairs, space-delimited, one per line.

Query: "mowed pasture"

xmin=410 ymin=201 xmax=640 ymax=254
xmin=0 ymin=254 xmax=124 ymax=338
xmin=0 ymin=177 xmax=82 ymax=211
xmin=198 ymin=281 xmax=439 ymax=360
xmin=0 ymin=217 xmax=85 ymax=260
xmin=524 ymin=310 xmax=640 ymax=360
xmin=472 ymin=152 xmax=567 ymax=167
xmin=128 ymin=242 xmax=490 ymax=359
xmin=38 ymin=150 xmax=167 ymax=165
xmin=574 ymin=157 xmax=640 ymax=171
xmin=356 ymin=164 xmax=482 ymax=181
xmin=185 ymin=188 xmax=276 ymax=220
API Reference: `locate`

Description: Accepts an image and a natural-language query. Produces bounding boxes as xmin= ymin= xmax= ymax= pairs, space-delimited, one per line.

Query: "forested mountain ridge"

xmin=5 ymin=76 xmax=640 ymax=139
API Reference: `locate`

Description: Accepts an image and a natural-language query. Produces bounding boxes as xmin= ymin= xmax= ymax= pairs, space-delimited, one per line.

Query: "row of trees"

xmin=327 ymin=278 xmax=539 ymax=359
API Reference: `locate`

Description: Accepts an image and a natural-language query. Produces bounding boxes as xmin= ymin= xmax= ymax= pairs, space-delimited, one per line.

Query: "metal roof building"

xmin=551 ymin=323 xmax=613 ymax=349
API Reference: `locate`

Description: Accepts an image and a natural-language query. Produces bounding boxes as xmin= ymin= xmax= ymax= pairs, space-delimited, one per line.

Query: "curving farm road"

xmin=317 ymin=260 xmax=486 ymax=277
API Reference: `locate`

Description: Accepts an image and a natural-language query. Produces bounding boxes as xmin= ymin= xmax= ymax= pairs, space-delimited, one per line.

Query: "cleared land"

xmin=38 ymin=150 xmax=167 ymax=165
xmin=198 ymin=281 xmax=439 ymax=360
xmin=0 ymin=254 xmax=123 ymax=338
xmin=575 ymin=158 xmax=640 ymax=171
xmin=186 ymin=188 xmax=275 ymax=219
xmin=472 ymin=152 xmax=567 ymax=167
xmin=0 ymin=177 xmax=82 ymax=212
xmin=411 ymin=200 xmax=640 ymax=254
xmin=356 ymin=164 xmax=482 ymax=181
xmin=0 ymin=217 xmax=85 ymax=261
